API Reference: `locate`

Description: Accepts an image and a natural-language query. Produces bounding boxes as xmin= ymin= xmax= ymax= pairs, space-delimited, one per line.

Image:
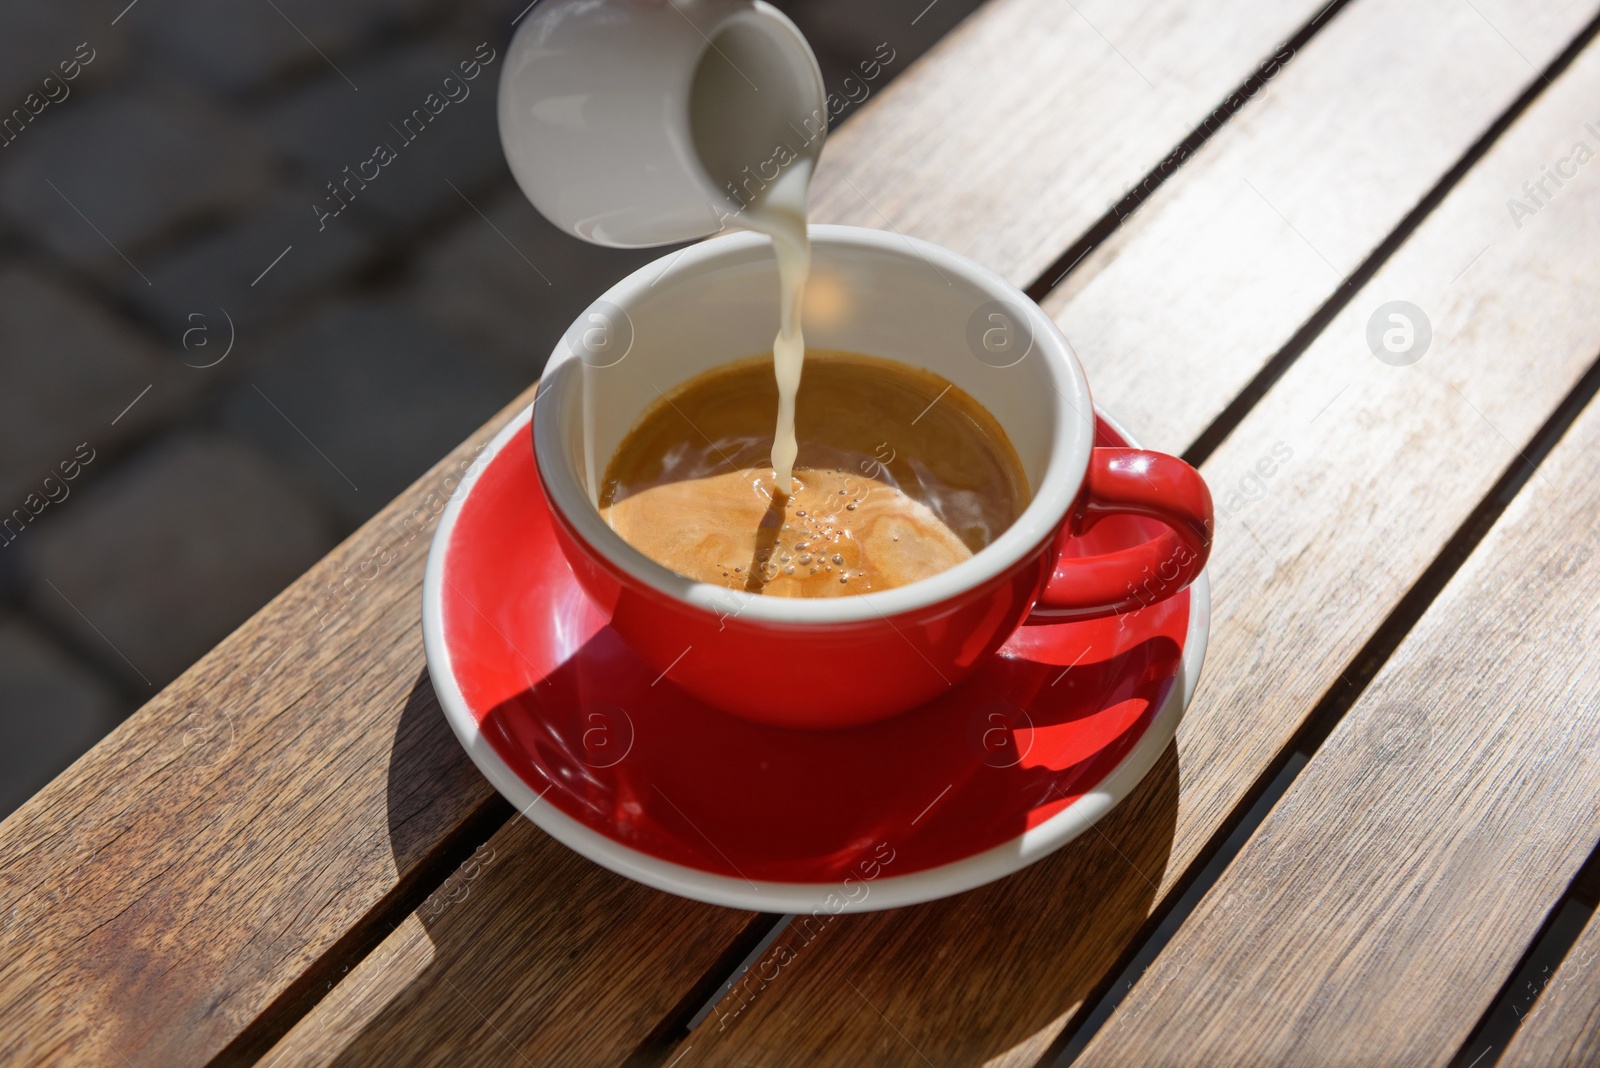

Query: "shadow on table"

xmin=333 ymin=631 xmax=1183 ymax=1064
xmin=309 ymin=666 xmax=759 ymax=1066
xmin=380 ymin=669 xmax=511 ymax=879
xmin=678 ymin=742 xmax=1182 ymax=1064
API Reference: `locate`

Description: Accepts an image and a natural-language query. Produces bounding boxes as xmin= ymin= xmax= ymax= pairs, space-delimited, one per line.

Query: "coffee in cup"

xmin=599 ymin=350 xmax=1030 ymax=597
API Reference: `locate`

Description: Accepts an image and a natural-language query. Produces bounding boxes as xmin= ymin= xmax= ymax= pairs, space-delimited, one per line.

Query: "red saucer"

xmin=436 ymin=414 xmax=1196 ymax=886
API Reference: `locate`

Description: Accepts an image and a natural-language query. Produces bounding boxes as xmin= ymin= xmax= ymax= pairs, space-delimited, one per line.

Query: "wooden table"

xmin=7 ymin=0 xmax=1600 ymax=1064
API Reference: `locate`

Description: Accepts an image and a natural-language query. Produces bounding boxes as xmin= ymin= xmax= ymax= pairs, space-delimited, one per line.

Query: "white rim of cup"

xmin=423 ymin=403 xmax=1210 ymax=912
xmin=532 ymin=224 xmax=1097 ymax=626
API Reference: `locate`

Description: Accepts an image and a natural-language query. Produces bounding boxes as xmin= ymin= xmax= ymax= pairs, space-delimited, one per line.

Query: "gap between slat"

xmin=1450 ymin=846 xmax=1600 ymax=1068
xmin=1179 ymin=6 xmax=1600 ymax=468
xmin=208 ymin=794 xmax=513 ymax=1067
xmin=622 ymin=913 xmax=792 ymax=1068
xmin=1022 ymin=0 xmax=1357 ymax=304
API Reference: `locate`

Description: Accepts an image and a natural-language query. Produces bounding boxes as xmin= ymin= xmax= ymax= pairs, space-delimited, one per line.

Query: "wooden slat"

xmin=1072 ymin=381 xmax=1600 ymax=1065
xmin=1501 ymin=905 xmax=1600 ymax=1066
xmin=809 ymin=0 xmax=1330 ymax=285
xmin=0 ymin=392 xmax=528 ymax=1067
xmin=165 ymin=2 xmax=1371 ymax=1063
xmin=1043 ymin=0 xmax=1600 ymax=454
xmin=259 ymin=818 xmax=758 ymax=1067
xmin=666 ymin=9 xmax=1600 ymax=1067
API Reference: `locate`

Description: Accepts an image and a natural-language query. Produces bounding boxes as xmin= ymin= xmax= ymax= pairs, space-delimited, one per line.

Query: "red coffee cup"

xmin=533 ymin=226 xmax=1211 ymax=728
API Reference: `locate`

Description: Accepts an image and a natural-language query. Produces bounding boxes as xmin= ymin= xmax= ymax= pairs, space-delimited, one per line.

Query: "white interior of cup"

xmin=534 ymin=224 xmax=1095 ymax=624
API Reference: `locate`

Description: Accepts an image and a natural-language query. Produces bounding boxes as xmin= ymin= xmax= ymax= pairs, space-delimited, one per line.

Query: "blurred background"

xmin=0 ymin=0 xmax=988 ymax=817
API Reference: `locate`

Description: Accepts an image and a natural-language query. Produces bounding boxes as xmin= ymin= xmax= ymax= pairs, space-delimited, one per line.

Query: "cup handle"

xmin=1028 ymin=448 xmax=1214 ymax=623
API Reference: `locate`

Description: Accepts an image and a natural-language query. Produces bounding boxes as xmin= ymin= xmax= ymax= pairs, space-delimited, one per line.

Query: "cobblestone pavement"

xmin=0 ymin=0 xmax=983 ymax=816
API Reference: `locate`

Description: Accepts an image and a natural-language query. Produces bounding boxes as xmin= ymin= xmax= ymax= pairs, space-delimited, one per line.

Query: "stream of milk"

xmin=738 ymin=158 xmax=814 ymax=496
xmin=580 ymin=157 xmax=814 ymax=509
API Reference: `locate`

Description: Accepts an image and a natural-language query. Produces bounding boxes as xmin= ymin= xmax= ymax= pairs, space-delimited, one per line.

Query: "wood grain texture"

xmin=1041 ymin=0 xmax=1600 ymax=454
xmin=259 ymin=817 xmax=757 ymax=1067
xmin=667 ymin=19 xmax=1600 ymax=1068
xmin=1500 ymin=909 xmax=1600 ymax=1066
xmin=808 ymin=0 xmax=1329 ymax=286
xmin=0 ymin=387 xmax=533 ymax=1067
xmin=1072 ymin=365 xmax=1600 ymax=1067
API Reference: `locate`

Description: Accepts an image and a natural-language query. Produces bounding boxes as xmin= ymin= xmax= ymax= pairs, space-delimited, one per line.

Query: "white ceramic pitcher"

xmin=498 ymin=0 xmax=827 ymax=248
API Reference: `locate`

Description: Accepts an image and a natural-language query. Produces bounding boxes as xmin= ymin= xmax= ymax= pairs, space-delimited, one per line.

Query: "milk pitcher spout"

xmin=498 ymin=0 xmax=827 ymax=248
